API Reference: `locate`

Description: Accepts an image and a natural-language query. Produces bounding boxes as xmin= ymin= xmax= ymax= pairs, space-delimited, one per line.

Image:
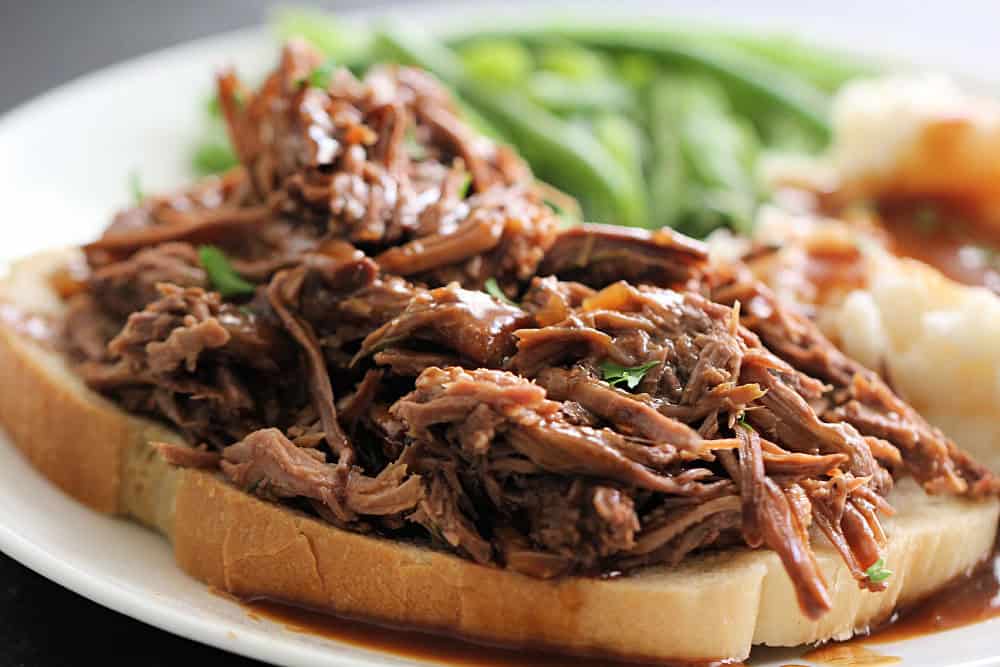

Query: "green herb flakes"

xmin=484 ymin=278 xmax=518 ymax=307
xmin=192 ymin=141 xmax=238 ymax=176
xmin=865 ymin=558 xmax=892 ymax=584
xmin=600 ymin=360 xmax=660 ymax=390
xmin=457 ymin=172 xmax=473 ymax=199
xmin=129 ymin=170 xmax=144 ymax=204
xmin=306 ymin=59 xmax=337 ymax=89
xmin=198 ymin=245 xmax=256 ymax=298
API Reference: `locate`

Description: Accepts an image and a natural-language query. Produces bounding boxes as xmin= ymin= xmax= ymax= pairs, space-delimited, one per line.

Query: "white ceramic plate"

xmin=2 ymin=2 xmax=999 ymax=665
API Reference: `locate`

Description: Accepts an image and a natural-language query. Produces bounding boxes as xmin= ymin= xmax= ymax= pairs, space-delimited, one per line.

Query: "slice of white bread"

xmin=1 ymin=249 xmax=996 ymax=663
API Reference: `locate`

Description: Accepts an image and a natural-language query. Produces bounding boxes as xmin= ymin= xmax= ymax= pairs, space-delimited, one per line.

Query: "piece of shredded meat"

xmin=78 ymin=283 xmax=301 ymax=447
xmin=221 ymin=428 xmax=423 ymax=524
xmin=58 ymin=39 xmax=998 ymax=623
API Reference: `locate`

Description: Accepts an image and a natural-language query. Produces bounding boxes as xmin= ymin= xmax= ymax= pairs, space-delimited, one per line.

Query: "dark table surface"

xmin=0 ymin=554 xmax=264 ymax=666
xmin=0 ymin=5 xmax=378 ymax=665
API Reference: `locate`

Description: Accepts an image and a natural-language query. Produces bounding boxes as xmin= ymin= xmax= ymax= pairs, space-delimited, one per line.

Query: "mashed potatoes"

xmin=832 ymin=257 xmax=1000 ymax=472
xmin=831 ymin=74 xmax=1000 ymax=199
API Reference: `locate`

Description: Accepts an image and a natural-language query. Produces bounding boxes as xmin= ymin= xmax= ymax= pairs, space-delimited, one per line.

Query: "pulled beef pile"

xmin=62 ymin=42 xmax=996 ymax=620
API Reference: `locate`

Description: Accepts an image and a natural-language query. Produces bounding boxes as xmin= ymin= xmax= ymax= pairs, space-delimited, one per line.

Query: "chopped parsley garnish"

xmin=484 ymin=278 xmax=518 ymax=307
xmin=305 ymin=59 xmax=337 ymax=90
xmin=206 ymin=93 xmax=221 ymax=118
xmin=457 ymin=172 xmax=473 ymax=199
xmin=192 ymin=141 xmax=238 ymax=176
xmin=736 ymin=414 xmax=755 ymax=432
xmin=865 ymin=558 xmax=892 ymax=584
xmin=601 ymin=360 xmax=660 ymax=390
xmin=129 ymin=170 xmax=144 ymax=204
xmin=198 ymin=245 xmax=256 ymax=298
xmin=545 ymin=199 xmax=567 ymax=217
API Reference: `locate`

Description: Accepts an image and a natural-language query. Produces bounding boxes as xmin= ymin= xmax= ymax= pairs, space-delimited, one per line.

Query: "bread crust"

xmin=1 ymin=249 xmax=997 ymax=662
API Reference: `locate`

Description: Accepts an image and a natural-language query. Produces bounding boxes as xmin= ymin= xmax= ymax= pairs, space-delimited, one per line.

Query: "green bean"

xmin=673 ymin=77 xmax=757 ymax=191
xmin=467 ymin=87 xmax=644 ymax=226
xmin=455 ymin=22 xmax=878 ymax=92
xmin=649 ymin=75 xmax=759 ymax=234
xmin=759 ymin=111 xmax=826 ymax=154
xmin=375 ymin=24 xmax=463 ymax=82
xmin=646 ymin=80 xmax=688 ymax=230
xmin=593 ymin=114 xmax=648 ymax=226
xmin=376 ymin=24 xmax=645 ymax=227
xmin=709 ymin=32 xmax=881 ymax=93
xmin=677 ymin=189 xmax=754 ymax=238
xmin=526 ymin=72 xmax=635 ymax=115
xmin=569 ymin=30 xmax=829 ymax=141
xmin=444 ymin=23 xmax=832 ymax=141
xmin=459 ymin=39 xmax=534 ymax=86
xmin=617 ymin=53 xmax=658 ymax=90
xmin=537 ymin=44 xmax=610 ymax=81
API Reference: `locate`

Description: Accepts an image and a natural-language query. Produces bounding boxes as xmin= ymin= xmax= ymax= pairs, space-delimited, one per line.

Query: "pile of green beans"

xmin=191 ymin=9 xmax=880 ymax=237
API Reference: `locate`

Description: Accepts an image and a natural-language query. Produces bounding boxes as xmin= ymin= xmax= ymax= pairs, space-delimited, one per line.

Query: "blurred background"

xmin=0 ymin=0 xmax=373 ymax=113
xmin=3 ymin=0 xmax=1000 ymax=115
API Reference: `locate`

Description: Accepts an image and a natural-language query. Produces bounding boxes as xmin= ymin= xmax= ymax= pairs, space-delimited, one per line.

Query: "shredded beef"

xmin=221 ymin=428 xmax=422 ymax=523
xmin=357 ymin=284 xmax=531 ymax=368
xmin=64 ymin=293 xmax=120 ymax=363
xmin=79 ymin=283 xmax=300 ymax=446
xmin=713 ymin=275 xmax=996 ymax=497
xmin=213 ymin=42 xmax=559 ymax=288
xmin=84 ymin=169 xmax=261 ymax=266
xmin=59 ymin=38 xmax=998 ymax=623
xmin=268 ymin=267 xmax=352 ymax=462
xmin=539 ymin=223 xmax=709 ymax=289
xmin=89 ymin=242 xmax=207 ymax=319
xmin=154 ymin=441 xmax=222 ymax=469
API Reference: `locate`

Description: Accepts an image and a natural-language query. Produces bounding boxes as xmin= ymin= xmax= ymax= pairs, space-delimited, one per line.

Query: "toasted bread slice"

xmin=0 ymin=249 xmax=996 ymax=663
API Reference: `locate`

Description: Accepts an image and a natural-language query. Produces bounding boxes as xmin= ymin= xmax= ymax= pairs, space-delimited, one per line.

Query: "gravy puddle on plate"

xmin=863 ymin=550 xmax=1000 ymax=643
xmin=231 ymin=547 xmax=999 ymax=667
xmin=802 ymin=645 xmax=900 ymax=666
xmin=242 ymin=597 xmax=740 ymax=667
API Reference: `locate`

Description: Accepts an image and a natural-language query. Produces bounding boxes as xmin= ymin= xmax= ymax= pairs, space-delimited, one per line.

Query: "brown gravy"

xmin=803 ymin=244 xmax=868 ymax=301
xmin=236 ymin=548 xmax=999 ymax=666
xmin=863 ymin=551 xmax=1000 ymax=644
xmin=801 ymin=644 xmax=900 ymax=666
xmin=241 ymin=598 xmax=740 ymax=667
xmin=878 ymin=199 xmax=1000 ymax=292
